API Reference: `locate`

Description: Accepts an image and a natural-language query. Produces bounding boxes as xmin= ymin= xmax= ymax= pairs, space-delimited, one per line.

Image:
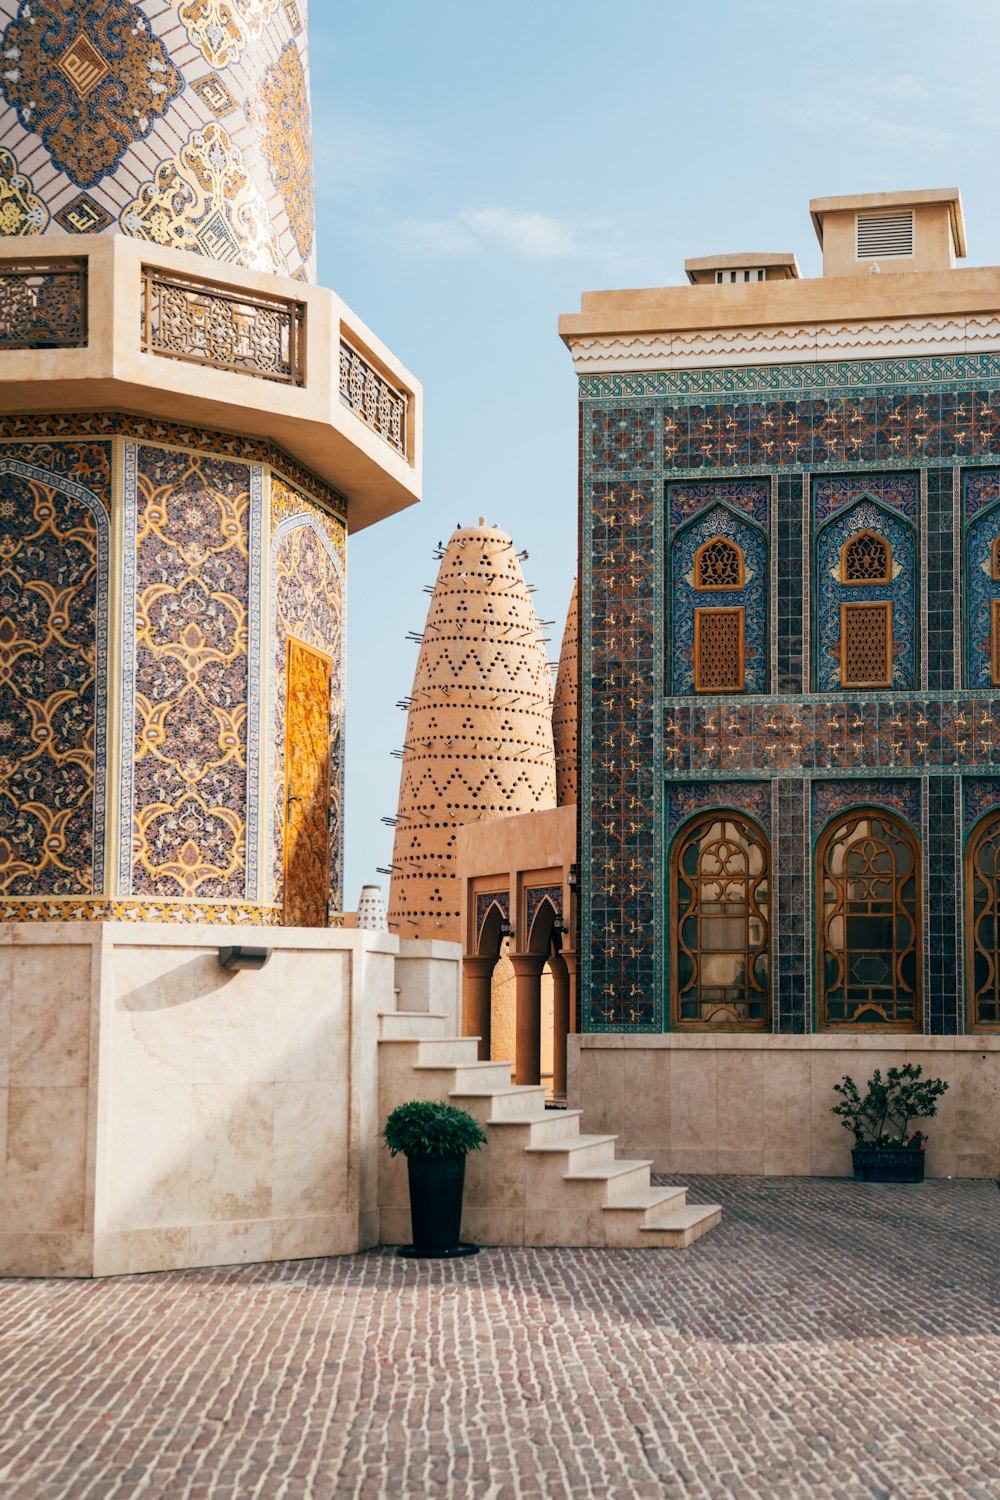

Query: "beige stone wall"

xmin=0 ymin=922 xmax=400 ymax=1276
xmin=570 ymin=1035 xmax=1000 ymax=1180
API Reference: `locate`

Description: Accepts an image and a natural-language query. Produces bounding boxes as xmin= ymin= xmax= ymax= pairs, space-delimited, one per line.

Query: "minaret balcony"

xmin=0 ymin=232 xmax=420 ymax=532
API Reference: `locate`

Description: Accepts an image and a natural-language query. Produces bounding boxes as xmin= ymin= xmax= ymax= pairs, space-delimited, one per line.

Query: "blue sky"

xmin=310 ymin=0 xmax=1000 ymax=903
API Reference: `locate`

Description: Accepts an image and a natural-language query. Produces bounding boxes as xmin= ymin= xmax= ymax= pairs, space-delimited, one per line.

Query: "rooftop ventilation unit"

xmin=856 ymin=211 xmax=914 ymax=259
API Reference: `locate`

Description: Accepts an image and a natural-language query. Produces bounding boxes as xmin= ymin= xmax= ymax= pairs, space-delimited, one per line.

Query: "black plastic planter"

xmin=852 ymin=1146 xmax=925 ymax=1183
xmin=398 ymin=1154 xmax=479 ymax=1259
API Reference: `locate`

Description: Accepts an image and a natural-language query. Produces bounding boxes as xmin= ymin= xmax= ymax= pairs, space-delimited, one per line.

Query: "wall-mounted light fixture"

xmin=552 ymin=918 xmax=569 ymax=935
xmin=218 ymin=945 xmax=272 ymax=972
xmin=567 ymin=864 xmax=579 ymax=893
xmin=499 ymin=918 xmax=514 ymax=942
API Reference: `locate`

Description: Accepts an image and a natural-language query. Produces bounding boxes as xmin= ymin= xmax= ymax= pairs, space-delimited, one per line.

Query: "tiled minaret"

xmin=388 ymin=522 xmax=556 ymax=941
xmin=0 ymin=0 xmax=421 ymax=927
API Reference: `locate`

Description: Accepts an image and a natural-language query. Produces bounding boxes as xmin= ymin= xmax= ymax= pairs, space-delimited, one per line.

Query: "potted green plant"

xmin=382 ymin=1100 xmax=487 ymax=1258
xmin=831 ymin=1064 xmax=949 ymax=1183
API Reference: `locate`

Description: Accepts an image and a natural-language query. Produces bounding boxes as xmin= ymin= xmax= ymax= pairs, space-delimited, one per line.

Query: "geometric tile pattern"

xmin=580 ymin=353 xmax=1000 ymax=1033
xmin=0 ymin=0 xmax=315 ymax=279
xmin=963 ymin=471 xmax=1000 ymax=688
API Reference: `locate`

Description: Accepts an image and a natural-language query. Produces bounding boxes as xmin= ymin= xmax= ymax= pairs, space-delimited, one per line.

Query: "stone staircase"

xmin=378 ymin=1007 xmax=721 ymax=1249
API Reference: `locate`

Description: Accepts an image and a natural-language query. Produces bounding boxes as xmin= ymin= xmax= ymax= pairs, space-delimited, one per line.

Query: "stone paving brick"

xmin=0 ymin=1178 xmax=997 ymax=1498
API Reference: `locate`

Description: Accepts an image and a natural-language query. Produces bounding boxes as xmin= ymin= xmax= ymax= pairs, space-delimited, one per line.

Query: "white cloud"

xmin=395 ymin=206 xmax=616 ymax=260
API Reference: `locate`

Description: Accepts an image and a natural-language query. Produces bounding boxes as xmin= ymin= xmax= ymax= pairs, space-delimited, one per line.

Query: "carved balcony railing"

xmin=339 ymin=339 xmax=408 ymax=457
xmin=0 ymin=258 xmax=87 ymax=348
xmin=141 ymin=265 xmax=306 ymax=385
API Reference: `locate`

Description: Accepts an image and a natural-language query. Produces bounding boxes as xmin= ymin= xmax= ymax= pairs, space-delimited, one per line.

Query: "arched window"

xmin=991 ymin=538 xmax=1000 ymax=582
xmin=966 ymin=814 xmax=1000 ymax=1031
xmin=671 ymin=813 xmax=770 ymax=1029
xmin=841 ymin=530 xmax=892 ymax=584
xmin=694 ymin=536 xmax=744 ymax=591
xmin=816 ymin=809 xmax=920 ymax=1030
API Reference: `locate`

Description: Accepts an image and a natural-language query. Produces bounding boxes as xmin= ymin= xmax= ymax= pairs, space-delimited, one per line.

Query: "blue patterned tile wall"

xmin=963 ymin=470 xmax=1000 ymax=688
xmin=927 ymin=776 xmax=961 ymax=1034
xmin=776 ymin=474 xmax=804 ymax=693
xmin=927 ymin=469 xmax=957 ymax=692
xmin=579 ymin=353 xmax=1000 ymax=1034
xmin=669 ymin=505 xmax=768 ymax=694
xmin=813 ymin=501 xmax=916 ymax=692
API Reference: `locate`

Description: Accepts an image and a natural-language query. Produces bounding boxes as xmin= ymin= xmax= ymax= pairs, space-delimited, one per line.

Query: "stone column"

xmin=462 ymin=955 xmax=495 ymax=1061
xmin=561 ymin=949 xmax=579 ymax=1034
xmin=509 ymin=952 xmax=547 ymax=1085
xmin=550 ymin=954 xmax=570 ymax=1099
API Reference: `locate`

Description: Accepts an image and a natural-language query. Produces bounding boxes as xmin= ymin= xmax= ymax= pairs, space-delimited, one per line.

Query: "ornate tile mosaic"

xmin=0 ymin=0 xmax=183 ymax=188
xmin=525 ymin=884 xmax=562 ymax=943
xmin=813 ymin=501 xmax=916 ymax=691
xmin=963 ymin=471 xmax=1000 ymax=688
xmin=0 ymin=445 xmax=111 ymax=895
xmin=813 ymin=472 xmax=918 ymax=522
xmin=0 ymin=413 xmax=345 ymax=517
xmin=475 ymin=890 xmax=510 ymax=949
xmin=812 ymin=778 xmax=921 ymax=834
xmin=270 ymin=481 xmax=346 ymax=913
xmin=665 ymin=781 xmax=771 ymax=839
xmin=962 ymin=776 xmax=1000 ymax=833
xmin=129 ymin=445 xmax=251 ymax=898
xmin=0 ymin=145 xmax=48 ymax=233
xmin=247 ymin=40 xmax=313 ymax=261
xmin=667 ymin=478 xmax=769 ymax=529
xmin=669 ymin=504 xmax=767 ymax=695
xmin=0 ymin=0 xmax=315 ymax=278
xmin=580 ymin=353 xmax=1000 ymax=1034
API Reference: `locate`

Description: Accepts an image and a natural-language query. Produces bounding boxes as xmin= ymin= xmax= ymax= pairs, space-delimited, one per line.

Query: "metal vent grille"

xmin=856 ymin=211 xmax=914 ymax=259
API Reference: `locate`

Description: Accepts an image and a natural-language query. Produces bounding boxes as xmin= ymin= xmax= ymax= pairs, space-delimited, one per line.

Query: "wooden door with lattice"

xmin=282 ymin=637 xmax=332 ymax=927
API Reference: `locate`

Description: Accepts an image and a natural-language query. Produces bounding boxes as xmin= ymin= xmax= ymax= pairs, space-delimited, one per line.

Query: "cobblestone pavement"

xmin=0 ymin=1177 xmax=997 ymax=1500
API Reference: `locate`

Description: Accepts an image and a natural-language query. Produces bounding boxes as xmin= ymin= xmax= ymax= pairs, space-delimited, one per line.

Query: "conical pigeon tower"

xmin=388 ymin=521 xmax=557 ymax=940
xmin=553 ymin=578 xmax=578 ymax=806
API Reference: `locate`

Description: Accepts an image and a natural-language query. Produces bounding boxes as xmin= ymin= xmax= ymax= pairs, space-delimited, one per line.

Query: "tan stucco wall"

xmin=458 ymin=804 xmax=576 ymax=952
xmin=569 ymin=1034 xmax=1000 ymax=1180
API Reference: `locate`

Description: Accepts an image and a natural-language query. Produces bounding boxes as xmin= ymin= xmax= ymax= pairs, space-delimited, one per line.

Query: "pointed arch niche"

xmin=813 ymin=497 xmax=915 ymax=692
xmin=965 ymin=812 xmax=1000 ymax=1031
xmin=668 ymin=502 xmax=767 ymax=695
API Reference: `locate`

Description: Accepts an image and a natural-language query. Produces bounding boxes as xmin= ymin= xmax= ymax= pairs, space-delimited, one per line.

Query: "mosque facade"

xmin=558 ymin=190 xmax=999 ymax=1175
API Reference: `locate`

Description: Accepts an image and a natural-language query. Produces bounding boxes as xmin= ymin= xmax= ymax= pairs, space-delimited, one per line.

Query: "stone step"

xmin=413 ymin=1036 xmax=482 ymax=1067
xmin=484 ymin=1109 xmax=584 ymax=1146
xmin=524 ymin=1133 xmax=620 ymax=1174
xmin=377 ymin=1011 xmax=452 ymax=1040
xmin=602 ymin=1185 xmax=689 ymax=1225
xmin=412 ymin=1059 xmax=515 ymax=1092
xmin=563 ymin=1159 xmax=654 ymax=1204
xmin=624 ymin=1203 xmax=723 ymax=1250
xmin=450 ymin=1085 xmax=547 ymax=1121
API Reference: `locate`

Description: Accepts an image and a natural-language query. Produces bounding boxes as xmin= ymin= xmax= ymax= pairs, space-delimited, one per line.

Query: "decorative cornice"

xmin=578 ymin=350 xmax=1000 ymax=400
xmin=568 ymin=313 xmax=1000 ymax=375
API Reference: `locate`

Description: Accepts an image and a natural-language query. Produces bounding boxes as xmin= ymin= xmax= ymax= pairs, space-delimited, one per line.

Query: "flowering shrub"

xmin=831 ymin=1064 xmax=948 ymax=1149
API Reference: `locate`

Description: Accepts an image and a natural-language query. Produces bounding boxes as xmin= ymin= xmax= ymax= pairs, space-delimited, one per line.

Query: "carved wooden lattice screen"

xmin=841 ymin=531 xmax=891 ymax=584
xmin=992 ymin=600 xmax=1000 ymax=686
xmin=282 ymin=637 xmax=332 ymax=927
xmin=694 ymin=536 xmax=744 ymax=590
xmin=694 ymin=607 xmax=744 ymax=692
xmin=840 ymin=602 xmax=892 ymax=688
xmin=991 ymin=538 xmax=1000 ymax=581
xmin=967 ymin=814 xmax=1000 ymax=1030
